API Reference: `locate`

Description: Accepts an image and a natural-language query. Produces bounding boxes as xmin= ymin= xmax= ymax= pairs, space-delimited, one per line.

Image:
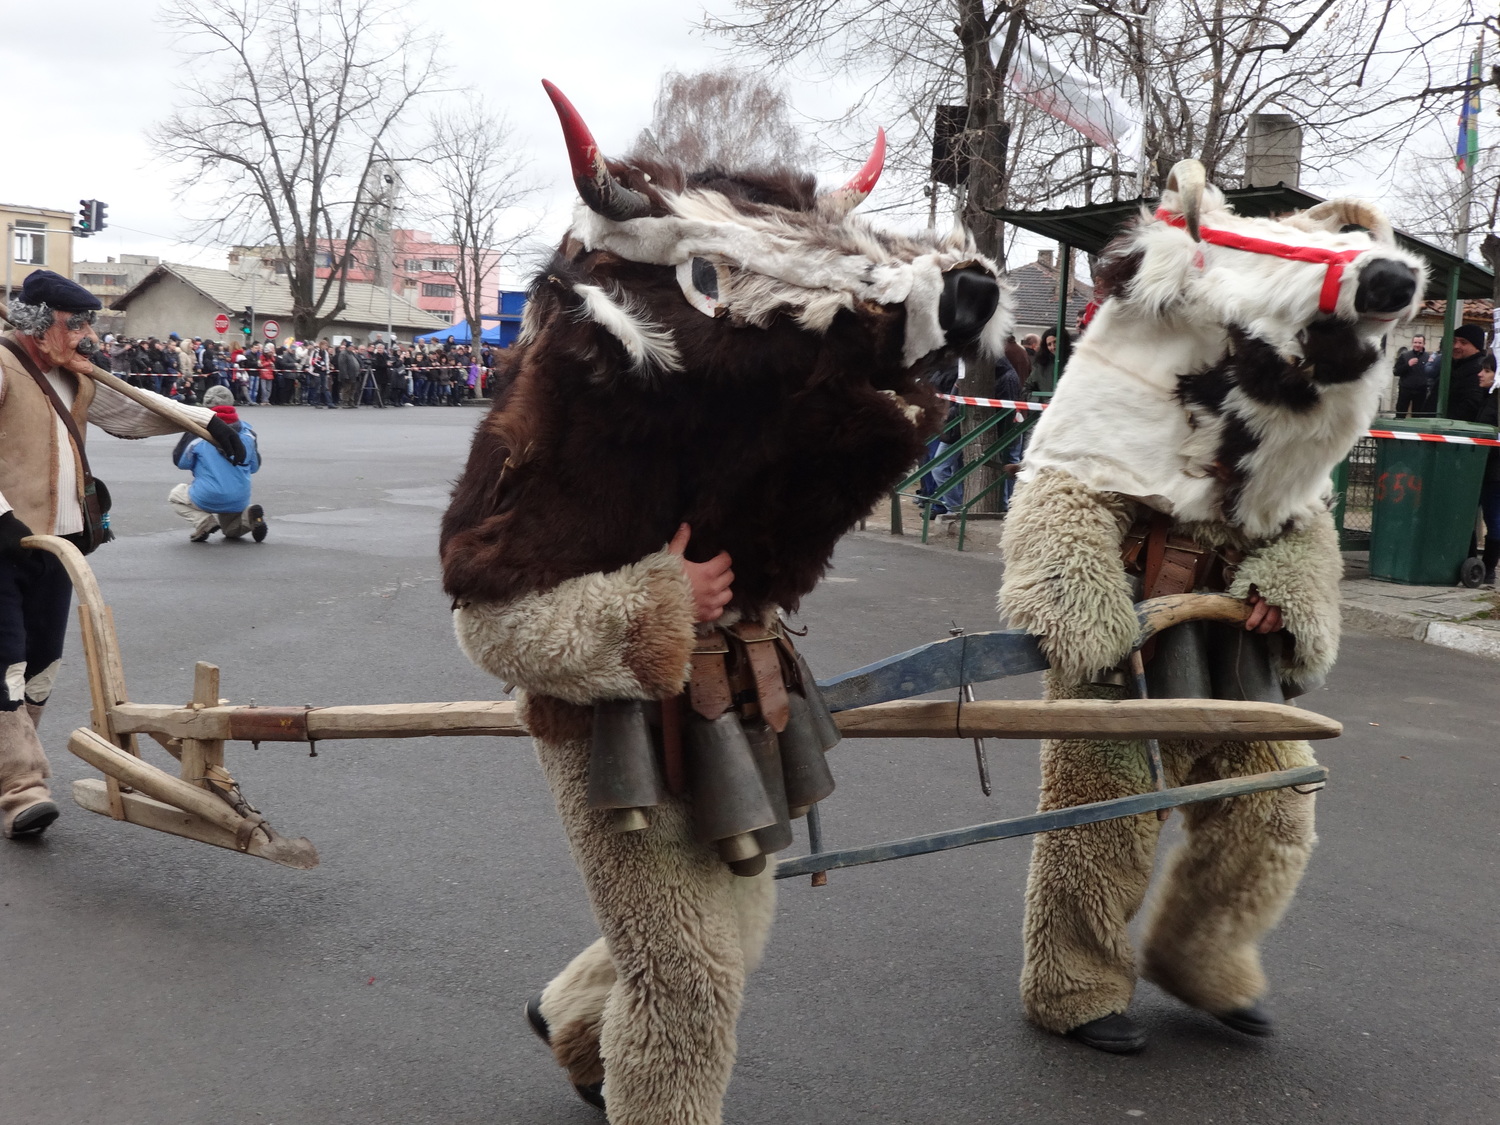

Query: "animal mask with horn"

xmin=440 ymin=85 xmax=1016 ymax=614
xmin=532 ymin=81 xmax=1014 ymax=371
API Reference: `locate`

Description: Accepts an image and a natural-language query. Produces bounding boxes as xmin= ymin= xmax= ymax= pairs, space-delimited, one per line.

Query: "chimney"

xmin=1038 ymin=248 xmax=1054 ymax=270
xmin=1243 ymin=114 xmax=1302 ymax=188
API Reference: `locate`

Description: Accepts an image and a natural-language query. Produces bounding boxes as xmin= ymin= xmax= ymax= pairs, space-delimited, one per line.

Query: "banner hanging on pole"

xmin=1455 ymin=47 xmax=1482 ymax=171
xmin=1001 ymin=39 xmax=1143 ymax=165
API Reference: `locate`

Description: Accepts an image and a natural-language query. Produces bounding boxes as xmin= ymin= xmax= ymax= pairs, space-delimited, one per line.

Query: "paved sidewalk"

xmin=1339 ymin=552 xmax=1500 ymax=660
xmin=865 ymin=500 xmax=1500 ymax=661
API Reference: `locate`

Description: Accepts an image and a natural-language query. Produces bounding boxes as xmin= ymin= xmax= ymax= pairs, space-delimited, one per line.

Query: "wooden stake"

xmin=180 ymin=662 xmax=222 ymax=788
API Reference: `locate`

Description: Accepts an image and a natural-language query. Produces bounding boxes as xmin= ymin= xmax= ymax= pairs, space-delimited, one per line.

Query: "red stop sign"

xmin=214 ymin=313 xmax=229 ymax=334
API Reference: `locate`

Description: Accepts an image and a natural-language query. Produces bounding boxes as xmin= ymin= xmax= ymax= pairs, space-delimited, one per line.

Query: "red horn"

xmin=821 ymin=128 xmax=886 ymax=217
xmin=844 ymin=127 xmax=887 ymax=197
xmin=542 ymin=80 xmax=652 ymax=222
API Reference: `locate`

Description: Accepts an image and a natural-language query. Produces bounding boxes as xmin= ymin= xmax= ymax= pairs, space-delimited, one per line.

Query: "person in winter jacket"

xmin=335 ymin=343 xmax=363 ymax=408
xmin=168 ymin=386 xmax=266 ymax=543
xmin=1445 ymin=327 xmax=1499 ymax=585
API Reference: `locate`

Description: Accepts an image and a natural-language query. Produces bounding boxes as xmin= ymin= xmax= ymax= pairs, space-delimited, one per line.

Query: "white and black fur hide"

xmin=1021 ymin=182 xmax=1427 ymax=540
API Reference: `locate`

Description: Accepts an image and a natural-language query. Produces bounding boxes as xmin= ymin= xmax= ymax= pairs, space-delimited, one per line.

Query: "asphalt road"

xmin=2 ymin=406 xmax=1496 ymax=1125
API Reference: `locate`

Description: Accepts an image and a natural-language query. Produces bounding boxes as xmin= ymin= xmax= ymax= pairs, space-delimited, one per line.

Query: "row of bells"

xmin=1144 ymin=621 xmax=1300 ymax=703
xmin=586 ymin=674 xmax=841 ymax=877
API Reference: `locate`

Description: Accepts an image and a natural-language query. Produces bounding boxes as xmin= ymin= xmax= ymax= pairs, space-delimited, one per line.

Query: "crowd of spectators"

xmin=101 ymin=333 xmax=507 ymax=408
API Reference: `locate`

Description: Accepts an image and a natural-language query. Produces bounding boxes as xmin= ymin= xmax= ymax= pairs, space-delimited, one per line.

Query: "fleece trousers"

xmin=529 ymin=708 xmax=776 ymax=1125
xmin=1020 ymin=686 xmax=1318 ymax=1033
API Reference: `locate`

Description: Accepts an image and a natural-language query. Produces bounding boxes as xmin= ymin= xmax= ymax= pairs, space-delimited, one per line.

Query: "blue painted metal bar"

xmin=773 ymin=765 xmax=1327 ymax=879
xmin=815 ymin=629 xmax=1048 ymax=713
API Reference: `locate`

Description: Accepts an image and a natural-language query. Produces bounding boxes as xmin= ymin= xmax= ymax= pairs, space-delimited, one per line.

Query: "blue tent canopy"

xmin=414 ymin=319 xmax=505 ymax=345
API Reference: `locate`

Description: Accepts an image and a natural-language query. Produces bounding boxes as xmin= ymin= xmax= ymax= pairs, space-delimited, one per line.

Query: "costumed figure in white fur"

xmin=998 ymin=160 xmax=1425 ymax=1053
xmin=439 ymin=83 xmax=1013 ymax=1123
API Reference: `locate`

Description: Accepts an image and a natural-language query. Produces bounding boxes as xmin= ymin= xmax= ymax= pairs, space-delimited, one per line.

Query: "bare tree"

xmin=421 ymin=104 xmax=541 ymax=347
xmin=629 ymin=69 xmax=811 ymax=171
xmin=707 ymin=1 xmax=1021 ymax=256
xmin=709 ymin=1 xmax=1491 ymax=263
xmin=152 ymin=0 xmax=444 ymax=340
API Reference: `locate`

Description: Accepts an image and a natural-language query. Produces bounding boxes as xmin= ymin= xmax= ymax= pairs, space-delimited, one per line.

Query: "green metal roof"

xmin=992 ymin=183 xmax=1494 ymax=301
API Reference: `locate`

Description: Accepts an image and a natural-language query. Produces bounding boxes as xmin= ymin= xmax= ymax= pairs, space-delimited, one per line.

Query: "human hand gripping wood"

xmin=1244 ymin=587 xmax=1283 ymax=634
xmin=669 ymin=523 xmax=734 ymax=622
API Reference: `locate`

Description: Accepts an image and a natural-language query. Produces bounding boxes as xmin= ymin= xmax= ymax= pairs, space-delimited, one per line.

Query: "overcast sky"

xmin=1 ymin=0 xmax=872 ymax=283
xmin=1 ymin=1 xmax=1482 ymax=288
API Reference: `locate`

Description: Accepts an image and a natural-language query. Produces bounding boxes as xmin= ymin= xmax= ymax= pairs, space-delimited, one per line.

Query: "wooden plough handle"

xmin=1135 ymin=593 xmax=1252 ymax=650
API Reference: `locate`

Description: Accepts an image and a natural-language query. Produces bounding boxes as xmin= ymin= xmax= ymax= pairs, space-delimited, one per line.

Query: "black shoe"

xmin=1065 ymin=1012 xmax=1147 ymax=1054
xmin=525 ymin=994 xmax=606 ymax=1112
xmin=247 ymin=505 xmax=267 ymax=543
xmin=1215 ymin=1003 xmax=1274 ymax=1037
xmin=525 ymin=993 xmax=550 ymax=1044
xmin=8 ymin=800 xmax=60 ymax=839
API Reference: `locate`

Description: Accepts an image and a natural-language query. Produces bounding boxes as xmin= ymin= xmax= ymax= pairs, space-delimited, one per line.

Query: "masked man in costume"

xmin=440 ymin=84 xmax=1012 ymax=1124
xmin=997 ymin=162 xmax=1425 ymax=1053
xmin=0 ymin=270 xmax=245 ymax=839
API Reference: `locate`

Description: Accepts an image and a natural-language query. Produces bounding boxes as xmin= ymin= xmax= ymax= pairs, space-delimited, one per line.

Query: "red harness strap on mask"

xmin=1155 ymin=209 xmax=1365 ymax=315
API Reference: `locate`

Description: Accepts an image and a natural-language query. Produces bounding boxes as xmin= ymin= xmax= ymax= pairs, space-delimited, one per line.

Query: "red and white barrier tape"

xmin=1367 ymin=428 xmax=1500 ymax=447
xmin=940 ymin=394 xmax=1500 ymax=447
xmin=939 ymin=393 xmax=1045 ymax=411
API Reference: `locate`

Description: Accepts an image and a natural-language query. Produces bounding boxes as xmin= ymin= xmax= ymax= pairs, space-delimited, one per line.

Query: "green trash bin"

xmin=1368 ymin=417 xmax=1496 ymax=585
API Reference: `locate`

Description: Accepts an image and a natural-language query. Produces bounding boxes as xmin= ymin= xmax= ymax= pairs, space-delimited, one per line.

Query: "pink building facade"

xmin=296 ymin=229 xmax=502 ymax=326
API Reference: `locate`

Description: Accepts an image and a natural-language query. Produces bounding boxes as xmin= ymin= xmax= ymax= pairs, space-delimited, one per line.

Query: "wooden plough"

xmin=25 ymin=534 xmax=1340 ymax=875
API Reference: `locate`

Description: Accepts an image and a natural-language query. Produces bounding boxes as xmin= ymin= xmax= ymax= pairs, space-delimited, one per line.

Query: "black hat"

xmin=1454 ymin=323 xmax=1487 ymax=350
xmin=20 ymin=270 xmax=102 ymax=312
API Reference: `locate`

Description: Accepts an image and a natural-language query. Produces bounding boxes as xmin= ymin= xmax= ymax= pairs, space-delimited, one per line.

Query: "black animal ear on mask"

xmin=543 ymin=80 xmax=652 ymax=222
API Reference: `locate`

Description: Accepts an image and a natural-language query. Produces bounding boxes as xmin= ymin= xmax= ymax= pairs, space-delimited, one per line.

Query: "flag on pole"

xmin=1456 ymin=48 xmax=1481 ymax=171
xmin=1002 ymin=39 xmax=1143 ymax=166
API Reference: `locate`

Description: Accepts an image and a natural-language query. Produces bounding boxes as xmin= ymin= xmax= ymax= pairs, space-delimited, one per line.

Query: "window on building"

xmin=317 ymin=250 xmax=336 ymax=267
xmin=79 ymin=274 xmax=125 ymax=288
xmin=428 ymin=259 xmax=454 ymax=273
xmin=12 ymin=221 xmax=46 ymax=265
xmin=405 ymin=259 xmax=423 ymax=272
xmin=433 ymin=311 xmax=453 ymax=324
xmin=422 ymin=283 xmax=455 ymax=298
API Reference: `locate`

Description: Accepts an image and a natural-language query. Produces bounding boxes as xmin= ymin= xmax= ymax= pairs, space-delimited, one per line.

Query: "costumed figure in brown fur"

xmin=997 ymin=160 xmax=1426 ymax=1054
xmin=440 ymin=82 xmax=1014 ymax=1124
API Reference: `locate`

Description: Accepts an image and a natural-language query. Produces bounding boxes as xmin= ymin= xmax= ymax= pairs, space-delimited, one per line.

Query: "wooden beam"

xmin=832 ymin=698 xmax=1341 ymax=741
xmin=109 ymin=700 xmax=528 ymax=741
xmin=107 ymin=696 xmax=1338 ymax=744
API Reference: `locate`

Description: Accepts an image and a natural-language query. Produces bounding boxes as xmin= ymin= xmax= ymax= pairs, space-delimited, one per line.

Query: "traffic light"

xmin=77 ymin=199 xmax=94 ymax=235
xmin=239 ymin=306 xmax=253 ymax=335
xmin=90 ymin=200 xmax=108 ymax=232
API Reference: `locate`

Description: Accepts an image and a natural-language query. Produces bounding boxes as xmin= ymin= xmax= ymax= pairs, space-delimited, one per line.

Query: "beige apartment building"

xmin=3 ymin=203 xmax=76 ymax=302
